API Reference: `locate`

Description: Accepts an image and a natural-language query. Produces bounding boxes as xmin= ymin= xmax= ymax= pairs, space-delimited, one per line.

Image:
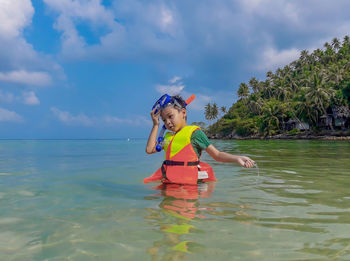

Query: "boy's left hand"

xmin=237 ymin=156 xmax=255 ymax=168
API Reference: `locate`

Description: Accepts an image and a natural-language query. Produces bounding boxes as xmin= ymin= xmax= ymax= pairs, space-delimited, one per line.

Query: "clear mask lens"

xmin=161 ymin=98 xmax=182 ymax=111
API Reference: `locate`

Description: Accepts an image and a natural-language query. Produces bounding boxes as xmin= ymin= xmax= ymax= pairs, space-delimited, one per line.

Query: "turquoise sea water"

xmin=0 ymin=139 xmax=350 ymax=260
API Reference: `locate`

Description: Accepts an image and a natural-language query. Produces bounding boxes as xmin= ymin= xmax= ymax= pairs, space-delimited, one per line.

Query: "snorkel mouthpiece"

xmin=156 ymin=144 xmax=162 ymax=152
xmin=152 ymin=94 xmax=196 ymax=152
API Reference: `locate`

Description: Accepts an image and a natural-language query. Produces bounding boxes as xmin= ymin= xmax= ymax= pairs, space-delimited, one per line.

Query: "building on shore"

xmin=284 ymin=119 xmax=310 ymax=131
xmin=318 ymin=106 xmax=350 ymax=130
xmin=332 ymin=106 xmax=350 ymax=130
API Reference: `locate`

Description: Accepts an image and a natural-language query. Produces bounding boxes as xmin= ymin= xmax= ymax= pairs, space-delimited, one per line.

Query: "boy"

xmin=145 ymin=95 xmax=255 ymax=185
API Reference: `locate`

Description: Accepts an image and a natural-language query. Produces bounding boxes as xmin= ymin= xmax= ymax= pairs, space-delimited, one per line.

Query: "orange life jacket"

xmin=144 ymin=125 xmax=216 ymax=185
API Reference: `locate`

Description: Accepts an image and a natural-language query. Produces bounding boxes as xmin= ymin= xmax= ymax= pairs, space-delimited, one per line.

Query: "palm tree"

xmin=324 ymin=42 xmax=332 ymax=50
xmin=205 ymin=103 xmax=212 ymax=122
xmin=261 ymin=79 xmax=274 ymax=99
xmin=323 ymin=42 xmax=335 ymax=64
xmin=302 ymin=69 xmax=336 ymax=130
xmin=211 ymin=103 xmax=219 ymax=120
xmin=273 ymin=70 xmax=292 ymax=101
xmin=327 ymin=64 xmax=344 ymax=86
xmin=204 ymin=102 xmax=219 ymax=125
xmin=343 ymin=35 xmax=350 ymax=46
xmin=286 ymin=71 xmax=299 ymax=95
xmin=300 ymin=50 xmax=309 ymax=63
xmin=295 ymin=99 xmax=318 ymax=125
xmin=331 ymin=38 xmax=341 ymax=51
xmin=237 ymin=83 xmax=249 ymax=99
xmin=260 ymin=101 xmax=283 ymax=136
xmin=266 ymin=71 xmax=273 ymax=78
xmin=247 ymin=93 xmax=264 ymax=115
xmin=249 ymin=77 xmax=260 ymax=93
xmin=311 ymin=48 xmax=324 ymax=63
xmin=220 ymin=106 xmax=227 ymax=114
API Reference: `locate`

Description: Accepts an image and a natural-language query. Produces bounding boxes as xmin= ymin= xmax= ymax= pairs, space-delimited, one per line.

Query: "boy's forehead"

xmin=161 ymin=107 xmax=176 ymax=114
xmin=160 ymin=106 xmax=185 ymax=116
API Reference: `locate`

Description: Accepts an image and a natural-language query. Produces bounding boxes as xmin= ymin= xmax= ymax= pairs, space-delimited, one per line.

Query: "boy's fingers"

xmin=153 ymin=108 xmax=160 ymax=115
xmin=244 ymin=160 xmax=254 ymax=168
xmin=150 ymin=108 xmax=160 ymax=117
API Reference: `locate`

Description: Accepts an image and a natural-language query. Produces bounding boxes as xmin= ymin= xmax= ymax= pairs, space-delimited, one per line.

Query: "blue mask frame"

xmin=152 ymin=94 xmax=172 ymax=115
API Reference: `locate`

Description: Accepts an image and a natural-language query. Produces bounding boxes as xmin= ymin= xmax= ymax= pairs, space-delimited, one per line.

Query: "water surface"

xmin=0 ymin=139 xmax=349 ymax=260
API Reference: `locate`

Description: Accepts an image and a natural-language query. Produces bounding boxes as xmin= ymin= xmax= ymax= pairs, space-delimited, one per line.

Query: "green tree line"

xmin=206 ymin=36 xmax=350 ymax=137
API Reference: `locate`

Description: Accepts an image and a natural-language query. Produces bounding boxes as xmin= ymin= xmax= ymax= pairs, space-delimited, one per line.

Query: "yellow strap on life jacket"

xmin=164 ymin=125 xmax=199 ymax=159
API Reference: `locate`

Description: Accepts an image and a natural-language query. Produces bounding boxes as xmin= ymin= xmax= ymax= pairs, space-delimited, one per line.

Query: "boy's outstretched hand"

xmin=205 ymin=145 xmax=255 ymax=168
xmin=237 ymin=156 xmax=255 ymax=168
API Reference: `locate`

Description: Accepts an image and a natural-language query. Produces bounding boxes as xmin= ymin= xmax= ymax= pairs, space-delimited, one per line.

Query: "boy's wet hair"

xmin=171 ymin=95 xmax=186 ymax=109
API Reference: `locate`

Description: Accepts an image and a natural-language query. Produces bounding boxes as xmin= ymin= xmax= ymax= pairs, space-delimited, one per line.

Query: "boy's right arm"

xmin=146 ymin=108 xmax=160 ymax=154
xmin=205 ymin=144 xmax=255 ymax=168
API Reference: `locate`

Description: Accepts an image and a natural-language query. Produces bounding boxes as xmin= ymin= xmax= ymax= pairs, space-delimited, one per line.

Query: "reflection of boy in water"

xmin=146 ymin=183 xmax=214 ymax=260
xmin=159 ymin=183 xmax=214 ymax=219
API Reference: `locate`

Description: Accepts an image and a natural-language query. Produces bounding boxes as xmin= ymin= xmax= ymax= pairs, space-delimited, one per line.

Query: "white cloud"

xmin=51 ymin=107 xmax=94 ymax=126
xmin=238 ymin=0 xmax=264 ymax=14
xmin=0 ymin=70 xmax=52 ymax=86
xmin=156 ymin=84 xmax=185 ymax=96
xmin=103 ymin=116 xmax=127 ymax=124
xmin=169 ymin=76 xmax=181 ymax=84
xmin=51 ymin=107 xmax=151 ymax=127
xmin=0 ymin=0 xmax=34 ymax=38
xmin=44 ymin=0 xmax=116 ymax=26
xmin=160 ymin=7 xmax=173 ymax=29
xmin=257 ymin=47 xmax=300 ymax=71
xmin=154 ymin=77 xmax=227 ymax=112
xmin=44 ymin=0 xmax=122 ymax=59
xmin=22 ymin=91 xmax=39 ymax=105
xmin=0 ymin=90 xmax=40 ymax=105
xmin=155 ymin=76 xmax=186 ymax=95
xmin=0 ymin=107 xmax=23 ymax=122
xmin=104 ymin=115 xmax=151 ymax=126
xmin=239 ymin=0 xmax=300 ymax=24
xmin=43 ymin=0 xmax=186 ymax=61
xmin=0 ymin=0 xmax=63 ymax=90
xmin=158 ymin=5 xmax=177 ymax=35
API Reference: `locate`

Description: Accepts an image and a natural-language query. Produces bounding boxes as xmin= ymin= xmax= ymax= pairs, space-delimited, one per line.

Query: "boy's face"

xmin=160 ymin=106 xmax=187 ymax=132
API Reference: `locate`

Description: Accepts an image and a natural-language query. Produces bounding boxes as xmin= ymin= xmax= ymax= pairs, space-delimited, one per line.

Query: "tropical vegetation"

xmin=206 ymin=36 xmax=350 ymax=137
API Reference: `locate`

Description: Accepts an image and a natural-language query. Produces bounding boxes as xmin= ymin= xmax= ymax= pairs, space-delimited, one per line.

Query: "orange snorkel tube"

xmin=185 ymin=94 xmax=196 ymax=106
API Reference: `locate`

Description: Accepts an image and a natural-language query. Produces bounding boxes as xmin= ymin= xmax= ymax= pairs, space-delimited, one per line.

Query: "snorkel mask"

xmin=152 ymin=94 xmax=184 ymax=114
xmin=152 ymin=94 xmax=196 ymax=152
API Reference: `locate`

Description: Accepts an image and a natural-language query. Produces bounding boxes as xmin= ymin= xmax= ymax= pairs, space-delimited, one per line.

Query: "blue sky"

xmin=1 ymin=0 xmax=350 ymax=139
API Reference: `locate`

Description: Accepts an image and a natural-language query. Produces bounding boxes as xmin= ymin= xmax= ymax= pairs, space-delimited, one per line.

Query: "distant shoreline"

xmin=208 ymin=133 xmax=350 ymax=141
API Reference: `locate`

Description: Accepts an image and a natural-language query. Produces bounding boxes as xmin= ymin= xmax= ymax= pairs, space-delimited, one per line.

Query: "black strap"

xmin=188 ymin=161 xmax=200 ymax=166
xmin=164 ymin=160 xmax=184 ymax=166
xmin=164 ymin=160 xmax=200 ymax=166
xmin=161 ymin=162 xmax=167 ymax=179
xmin=161 ymin=160 xmax=200 ymax=180
xmin=161 ymin=160 xmax=199 ymax=179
